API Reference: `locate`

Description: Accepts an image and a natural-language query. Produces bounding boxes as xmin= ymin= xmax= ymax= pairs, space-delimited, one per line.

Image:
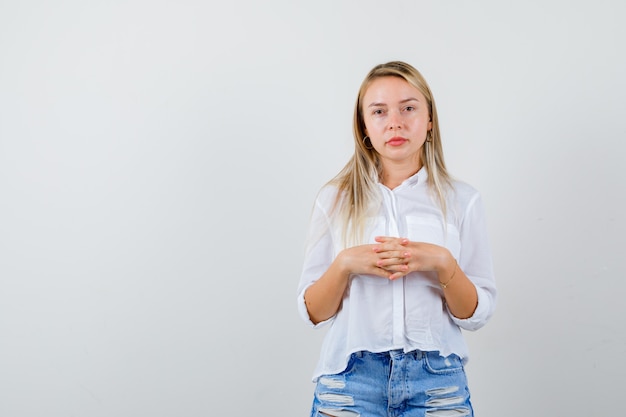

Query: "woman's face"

xmin=362 ymin=76 xmax=432 ymax=171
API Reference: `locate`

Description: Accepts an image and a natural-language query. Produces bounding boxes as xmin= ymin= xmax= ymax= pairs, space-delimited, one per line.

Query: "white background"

xmin=1 ymin=1 xmax=624 ymax=416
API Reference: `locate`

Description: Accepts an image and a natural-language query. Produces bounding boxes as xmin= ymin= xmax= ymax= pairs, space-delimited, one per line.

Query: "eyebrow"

xmin=367 ymin=97 xmax=420 ymax=108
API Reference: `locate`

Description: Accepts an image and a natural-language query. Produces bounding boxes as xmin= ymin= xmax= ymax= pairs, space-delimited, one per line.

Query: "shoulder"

xmin=449 ymin=178 xmax=481 ymax=200
xmin=447 ymin=178 xmax=484 ymax=217
xmin=315 ymin=183 xmax=342 ymax=204
xmin=310 ymin=184 xmax=343 ymax=216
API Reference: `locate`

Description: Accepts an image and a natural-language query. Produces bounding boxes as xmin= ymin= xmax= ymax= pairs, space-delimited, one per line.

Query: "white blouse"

xmin=297 ymin=168 xmax=497 ymax=382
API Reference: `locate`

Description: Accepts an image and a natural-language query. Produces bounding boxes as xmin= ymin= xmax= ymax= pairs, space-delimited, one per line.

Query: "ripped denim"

xmin=310 ymin=350 xmax=473 ymax=417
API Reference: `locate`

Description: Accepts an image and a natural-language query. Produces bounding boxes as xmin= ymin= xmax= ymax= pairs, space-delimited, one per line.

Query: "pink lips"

xmin=387 ymin=137 xmax=407 ymax=146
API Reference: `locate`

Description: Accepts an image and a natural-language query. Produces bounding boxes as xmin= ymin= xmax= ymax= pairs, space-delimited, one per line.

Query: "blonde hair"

xmin=328 ymin=61 xmax=452 ymax=247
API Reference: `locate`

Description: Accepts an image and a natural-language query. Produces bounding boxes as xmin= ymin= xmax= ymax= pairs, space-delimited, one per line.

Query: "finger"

xmin=376 ymin=250 xmax=411 ymax=261
xmin=388 ymin=266 xmax=410 ymax=280
xmin=377 ymin=258 xmax=409 ymax=271
xmin=367 ymin=265 xmax=394 ymax=279
xmin=389 ymin=272 xmax=404 ymax=280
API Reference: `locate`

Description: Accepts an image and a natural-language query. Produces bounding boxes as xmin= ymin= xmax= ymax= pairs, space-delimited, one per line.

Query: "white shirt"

xmin=297 ymin=168 xmax=497 ymax=381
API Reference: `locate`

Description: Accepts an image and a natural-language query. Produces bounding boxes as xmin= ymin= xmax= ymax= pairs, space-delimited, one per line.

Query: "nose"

xmin=388 ymin=111 xmax=402 ymax=130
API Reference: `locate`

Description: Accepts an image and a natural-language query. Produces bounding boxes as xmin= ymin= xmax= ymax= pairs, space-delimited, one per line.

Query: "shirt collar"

xmin=376 ymin=166 xmax=427 ymax=189
xmin=406 ymin=166 xmax=427 ymax=186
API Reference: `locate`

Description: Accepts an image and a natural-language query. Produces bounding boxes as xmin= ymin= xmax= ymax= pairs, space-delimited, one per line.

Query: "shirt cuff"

xmin=450 ymin=286 xmax=493 ymax=331
xmin=297 ymin=285 xmax=334 ymax=328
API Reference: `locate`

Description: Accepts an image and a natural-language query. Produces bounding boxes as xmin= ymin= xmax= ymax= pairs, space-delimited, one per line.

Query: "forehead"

xmin=362 ymin=76 xmax=426 ymax=104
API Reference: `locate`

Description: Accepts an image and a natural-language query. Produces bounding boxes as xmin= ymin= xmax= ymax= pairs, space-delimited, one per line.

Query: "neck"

xmin=381 ymin=161 xmax=421 ymax=189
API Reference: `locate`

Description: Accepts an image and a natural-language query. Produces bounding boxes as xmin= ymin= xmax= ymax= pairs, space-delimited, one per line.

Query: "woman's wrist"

xmin=439 ymin=258 xmax=458 ymax=289
xmin=333 ymin=250 xmax=354 ymax=282
xmin=437 ymin=251 xmax=457 ymax=288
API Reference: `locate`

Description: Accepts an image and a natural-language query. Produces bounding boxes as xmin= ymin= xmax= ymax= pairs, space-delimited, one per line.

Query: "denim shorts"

xmin=310 ymin=350 xmax=473 ymax=417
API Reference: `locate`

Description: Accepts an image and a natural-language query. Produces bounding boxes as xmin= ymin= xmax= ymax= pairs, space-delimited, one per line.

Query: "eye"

xmin=403 ymin=106 xmax=416 ymax=112
xmin=372 ymin=108 xmax=385 ymax=116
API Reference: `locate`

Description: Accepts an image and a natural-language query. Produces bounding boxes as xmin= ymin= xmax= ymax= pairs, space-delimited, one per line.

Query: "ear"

xmin=428 ymin=121 xmax=432 ymax=131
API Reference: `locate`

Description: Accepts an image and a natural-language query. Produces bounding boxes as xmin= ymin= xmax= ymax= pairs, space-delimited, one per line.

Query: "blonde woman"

xmin=297 ymin=61 xmax=497 ymax=417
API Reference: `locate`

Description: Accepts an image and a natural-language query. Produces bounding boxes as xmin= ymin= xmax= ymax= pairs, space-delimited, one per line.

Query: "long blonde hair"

xmin=328 ymin=61 xmax=452 ymax=247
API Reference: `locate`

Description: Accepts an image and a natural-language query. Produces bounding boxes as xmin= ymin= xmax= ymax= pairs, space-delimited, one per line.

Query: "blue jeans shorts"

xmin=310 ymin=350 xmax=473 ymax=417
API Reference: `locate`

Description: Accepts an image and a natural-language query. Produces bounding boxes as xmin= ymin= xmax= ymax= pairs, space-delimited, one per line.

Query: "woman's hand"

xmin=305 ymin=235 xmax=477 ymax=323
xmin=335 ymin=242 xmax=406 ymax=279
xmin=303 ymin=239 xmax=413 ymax=324
xmin=373 ymin=236 xmax=452 ymax=280
xmin=374 ymin=236 xmax=478 ymax=319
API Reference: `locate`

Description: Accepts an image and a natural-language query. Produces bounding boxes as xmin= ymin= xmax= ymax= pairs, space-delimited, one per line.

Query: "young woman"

xmin=297 ymin=61 xmax=497 ymax=417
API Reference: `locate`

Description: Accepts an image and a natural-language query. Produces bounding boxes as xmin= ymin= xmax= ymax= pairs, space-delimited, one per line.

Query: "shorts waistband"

xmin=355 ymin=349 xmax=426 ymax=360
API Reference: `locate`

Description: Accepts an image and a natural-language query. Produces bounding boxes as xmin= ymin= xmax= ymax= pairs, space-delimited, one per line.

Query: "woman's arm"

xmin=373 ymin=236 xmax=478 ymax=319
xmin=430 ymin=250 xmax=478 ymax=319
xmin=304 ymin=243 xmax=400 ymax=324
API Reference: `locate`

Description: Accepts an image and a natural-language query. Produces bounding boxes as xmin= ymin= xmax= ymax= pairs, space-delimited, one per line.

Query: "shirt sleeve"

xmin=450 ymin=192 xmax=497 ymax=331
xmin=296 ymin=188 xmax=338 ymax=328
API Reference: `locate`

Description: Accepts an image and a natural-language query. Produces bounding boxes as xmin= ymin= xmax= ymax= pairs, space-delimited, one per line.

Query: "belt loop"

xmin=389 ymin=349 xmax=402 ymax=359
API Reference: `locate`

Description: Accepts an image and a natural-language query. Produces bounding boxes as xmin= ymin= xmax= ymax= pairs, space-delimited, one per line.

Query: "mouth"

xmin=386 ymin=136 xmax=407 ymax=146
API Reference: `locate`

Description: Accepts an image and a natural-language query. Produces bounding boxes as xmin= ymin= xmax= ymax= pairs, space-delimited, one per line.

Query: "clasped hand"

xmin=339 ymin=236 xmax=451 ymax=281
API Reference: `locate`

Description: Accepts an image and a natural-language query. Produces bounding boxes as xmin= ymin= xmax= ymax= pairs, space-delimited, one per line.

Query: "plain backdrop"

xmin=1 ymin=1 xmax=625 ymax=416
